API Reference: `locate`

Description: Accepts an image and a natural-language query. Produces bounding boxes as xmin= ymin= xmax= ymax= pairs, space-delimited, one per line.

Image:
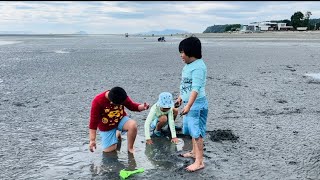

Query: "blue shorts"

xmin=99 ymin=116 xmax=130 ymax=149
xmin=182 ymin=97 xmax=208 ymax=138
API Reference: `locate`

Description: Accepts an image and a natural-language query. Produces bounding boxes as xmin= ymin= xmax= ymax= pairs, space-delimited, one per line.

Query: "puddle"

xmin=30 ymin=134 xmax=192 ymax=179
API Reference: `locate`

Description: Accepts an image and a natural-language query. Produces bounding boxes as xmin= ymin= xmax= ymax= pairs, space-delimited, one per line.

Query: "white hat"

xmin=157 ymin=92 xmax=174 ymax=108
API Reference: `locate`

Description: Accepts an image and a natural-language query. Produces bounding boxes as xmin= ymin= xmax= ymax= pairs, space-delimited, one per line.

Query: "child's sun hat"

xmin=157 ymin=92 xmax=174 ymax=108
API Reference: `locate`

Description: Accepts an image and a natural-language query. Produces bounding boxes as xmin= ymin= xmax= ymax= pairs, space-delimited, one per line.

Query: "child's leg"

xmin=186 ymin=137 xmax=205 ymax=171
xmin=180 ymin=138 xmax=196 ymax=158
xmin=118 ymin=116 xmax=137 ymax=153
xmin=116 ymin=130 xmax=122 ymax=151
xmin=103 ymin=144 xmax=117 ymax=152
xmin=123 ymin=120 xmax=137 ymax=153
xmin=185 ymin=97 xmax=208 ymax=171
xmin=156 ymin=115 xmax=168 ymax=130
xmin=116 ymin=130 xmax=121 ymax=140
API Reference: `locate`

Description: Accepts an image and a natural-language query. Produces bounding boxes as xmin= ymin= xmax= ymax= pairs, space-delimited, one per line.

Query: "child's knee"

xmin=158 ymin=115 xmax=168 ymax=123
xmin=103 ymin=144 xmax=117 ymax=152
xmin=129 ymin=120 xmax=138 ymax=129
xmin=124 ymin=119 xmax=137 ymax=130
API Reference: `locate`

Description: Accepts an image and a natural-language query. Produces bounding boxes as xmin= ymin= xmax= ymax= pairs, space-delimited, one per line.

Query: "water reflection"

xmin=90 ymin=141 xmax=137 ymax=179
xmin=144 ymin=136 xmax=192 ymax=170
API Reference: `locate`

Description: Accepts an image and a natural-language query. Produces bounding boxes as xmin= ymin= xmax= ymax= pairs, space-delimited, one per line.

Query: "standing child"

xmin=144 ymin=92 xmax=179 ymax=145
xmin=175 ymin=37 xmax=208 ymax=172
xmin=89 ymin=86 xmax=149 ymax=154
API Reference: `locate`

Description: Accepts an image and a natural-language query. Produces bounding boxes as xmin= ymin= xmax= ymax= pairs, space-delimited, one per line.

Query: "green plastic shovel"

xmin=119 ymin=168 xmax=144 ymax=179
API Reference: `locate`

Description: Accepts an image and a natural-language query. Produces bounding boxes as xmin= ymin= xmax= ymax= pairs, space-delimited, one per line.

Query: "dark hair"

xmin=108 ymin=86 xmax=127 ymax=104
xmin=178 ymin=36 xmax=202 ymax=59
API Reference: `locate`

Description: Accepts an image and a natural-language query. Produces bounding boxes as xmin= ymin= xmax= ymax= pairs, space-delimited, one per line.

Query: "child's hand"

xmin=181 ymin=104 xmax=191 ymax=116
xmin=139 ymin=102 xmax=150 ymax=111
xmin=171 ymin=137 xmax=179 ymax=144
xmin=89 ymin=140 xmax=96 ymax=152
xmin=174 ymin=98 xmax=182 ymax=108
xmin=146 ymin=139 xmax=153 ymax=145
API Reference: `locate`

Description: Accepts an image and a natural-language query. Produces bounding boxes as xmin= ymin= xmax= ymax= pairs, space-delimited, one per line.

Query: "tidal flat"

xmin=0 ymin=32 xmax=320 ymax=179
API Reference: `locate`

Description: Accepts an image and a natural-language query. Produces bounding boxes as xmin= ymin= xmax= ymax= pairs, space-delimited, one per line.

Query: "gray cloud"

xmin=0 ymin=1 xmax=319 ymax=34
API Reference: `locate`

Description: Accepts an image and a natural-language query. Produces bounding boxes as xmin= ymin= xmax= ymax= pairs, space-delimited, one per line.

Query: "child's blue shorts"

xmin=99 ymin=116 xmax=130 ymax=150
xmin=182 ymin=97 xmax=208 ymax=138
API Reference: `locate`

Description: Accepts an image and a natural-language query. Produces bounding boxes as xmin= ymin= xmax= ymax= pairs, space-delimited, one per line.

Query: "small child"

xmin=144 ymin=92 xmax=179 ymax=145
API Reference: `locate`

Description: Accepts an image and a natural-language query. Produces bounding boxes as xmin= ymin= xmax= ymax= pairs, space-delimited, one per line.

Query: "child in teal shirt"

xmin=175 ymin=37 xmax=208 ymax=172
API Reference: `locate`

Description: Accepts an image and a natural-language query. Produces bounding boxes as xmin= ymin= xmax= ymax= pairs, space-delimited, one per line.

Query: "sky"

xmin=0 ymin=1 xmax=320 ymax=34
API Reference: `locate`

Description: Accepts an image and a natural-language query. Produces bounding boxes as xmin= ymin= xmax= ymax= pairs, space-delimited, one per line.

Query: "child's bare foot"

xmin=179 ymin=151 xmax=195 ymax=158
xmin=185 ymin=162 xmax=205 ymax=172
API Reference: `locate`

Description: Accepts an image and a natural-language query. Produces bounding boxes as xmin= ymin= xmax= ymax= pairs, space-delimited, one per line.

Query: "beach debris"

xmin=207 ymin=129 xmax=239 ymax=142
xmin=275 ymin=99 xmax=288 ymax=104
xmin=284 ymin=65 xmax=296 ymax=72
xmin=119 ymin=168 xmax=144 ymax=179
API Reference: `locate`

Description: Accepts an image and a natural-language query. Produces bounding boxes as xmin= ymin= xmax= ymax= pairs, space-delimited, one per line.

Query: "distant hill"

xmin=138 ymin=29 xmax=189 ymax=35
xmin=203 ymin=25 xmax=228 ymax=33
xmin=74 ymin=31 xmax=88 ymax=35
xmin=0 ymin=31 xmax=33 ymax=34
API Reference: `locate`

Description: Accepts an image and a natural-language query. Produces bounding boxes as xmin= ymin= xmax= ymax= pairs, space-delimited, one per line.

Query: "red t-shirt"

xmin=89 ymin=90 xmax=141 ymax=131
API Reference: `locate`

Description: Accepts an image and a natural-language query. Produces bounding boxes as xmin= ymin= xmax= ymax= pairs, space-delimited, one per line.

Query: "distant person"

xmin=89 ymin=86 xmax=149 ymax=154
xmin=157 ymin=36 xmax=166 ymax=42
xmin=175 ymin=37 xmax=208 ymax=172
xmin=144 ymin=92 xmax=179 ymax=145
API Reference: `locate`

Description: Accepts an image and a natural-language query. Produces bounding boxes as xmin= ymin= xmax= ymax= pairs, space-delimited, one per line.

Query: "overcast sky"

xmin=1 ymin=1 xmax=319 ymax=34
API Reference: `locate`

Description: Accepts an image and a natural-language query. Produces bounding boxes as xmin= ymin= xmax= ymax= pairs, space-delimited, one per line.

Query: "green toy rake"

xmin=119 ymin=168 xmax=144 ymax=179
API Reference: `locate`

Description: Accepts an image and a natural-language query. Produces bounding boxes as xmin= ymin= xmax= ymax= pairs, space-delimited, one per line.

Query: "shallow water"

xmin=1 ymin=34 xmax=320 ymax=180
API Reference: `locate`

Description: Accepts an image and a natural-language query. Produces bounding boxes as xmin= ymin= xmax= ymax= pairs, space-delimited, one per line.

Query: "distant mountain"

xmin=203 ymin=25 xmax=228 ymax=33
xmin=138 ymin=29 xmax=189 ymax=35
xmin=0 ymin=31 xmax=33 ymax=34
xmin=74 ymin=31 xmax=88 ymax=35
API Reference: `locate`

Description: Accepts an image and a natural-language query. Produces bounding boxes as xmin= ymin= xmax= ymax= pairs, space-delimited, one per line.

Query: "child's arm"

xmin=167 ymin=109 xmax=179 ymax=144
xmin=144 ymin=105 xmax=156 ymax=144
xmin=175 ymin=96 xmax=182 ymax=108
xmin=181 ymin=91 xmax=198 ymax=115
xmin=89 ymin=129 xmax=97 ymax=152
xmin=89 ymin=99 xmax=101 ymax=152
xmin=123 ymin=96 xmax=149 ymax=112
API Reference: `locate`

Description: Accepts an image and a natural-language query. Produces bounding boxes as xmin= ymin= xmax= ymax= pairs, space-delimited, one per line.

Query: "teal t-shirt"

xmin=180 ymin=59 xmax=207 ymax=102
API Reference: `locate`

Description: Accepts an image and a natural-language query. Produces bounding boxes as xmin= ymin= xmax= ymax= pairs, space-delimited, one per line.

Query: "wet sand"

xmin=0 ymin=32 xmax=320 ymax=179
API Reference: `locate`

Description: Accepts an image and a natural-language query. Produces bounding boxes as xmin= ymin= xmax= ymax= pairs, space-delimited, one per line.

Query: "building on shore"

xmin=240 ymin=21 xmax=294 ymax=32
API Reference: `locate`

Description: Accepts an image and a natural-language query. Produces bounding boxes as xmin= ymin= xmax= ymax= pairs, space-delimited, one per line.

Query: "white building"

xmin=241 ymin=21 xmax=294 ymax=32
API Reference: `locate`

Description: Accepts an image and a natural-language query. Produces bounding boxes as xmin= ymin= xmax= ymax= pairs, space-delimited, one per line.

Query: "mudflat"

xmin=0 ymin=32 xmax=319 ymax=179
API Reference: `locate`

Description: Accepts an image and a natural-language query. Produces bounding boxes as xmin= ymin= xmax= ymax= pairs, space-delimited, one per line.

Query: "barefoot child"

xmin=89 ymin=86 xmax=149 ymax=154
xmin=144 ymin=92 xmax=179 ymax=145
xmin=175 ymin=37 xmax=208 ymax=172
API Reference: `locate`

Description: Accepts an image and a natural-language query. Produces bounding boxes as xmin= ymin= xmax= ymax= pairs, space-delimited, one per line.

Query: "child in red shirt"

xmin=89 ymin=86 xmax=149 ymax=153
